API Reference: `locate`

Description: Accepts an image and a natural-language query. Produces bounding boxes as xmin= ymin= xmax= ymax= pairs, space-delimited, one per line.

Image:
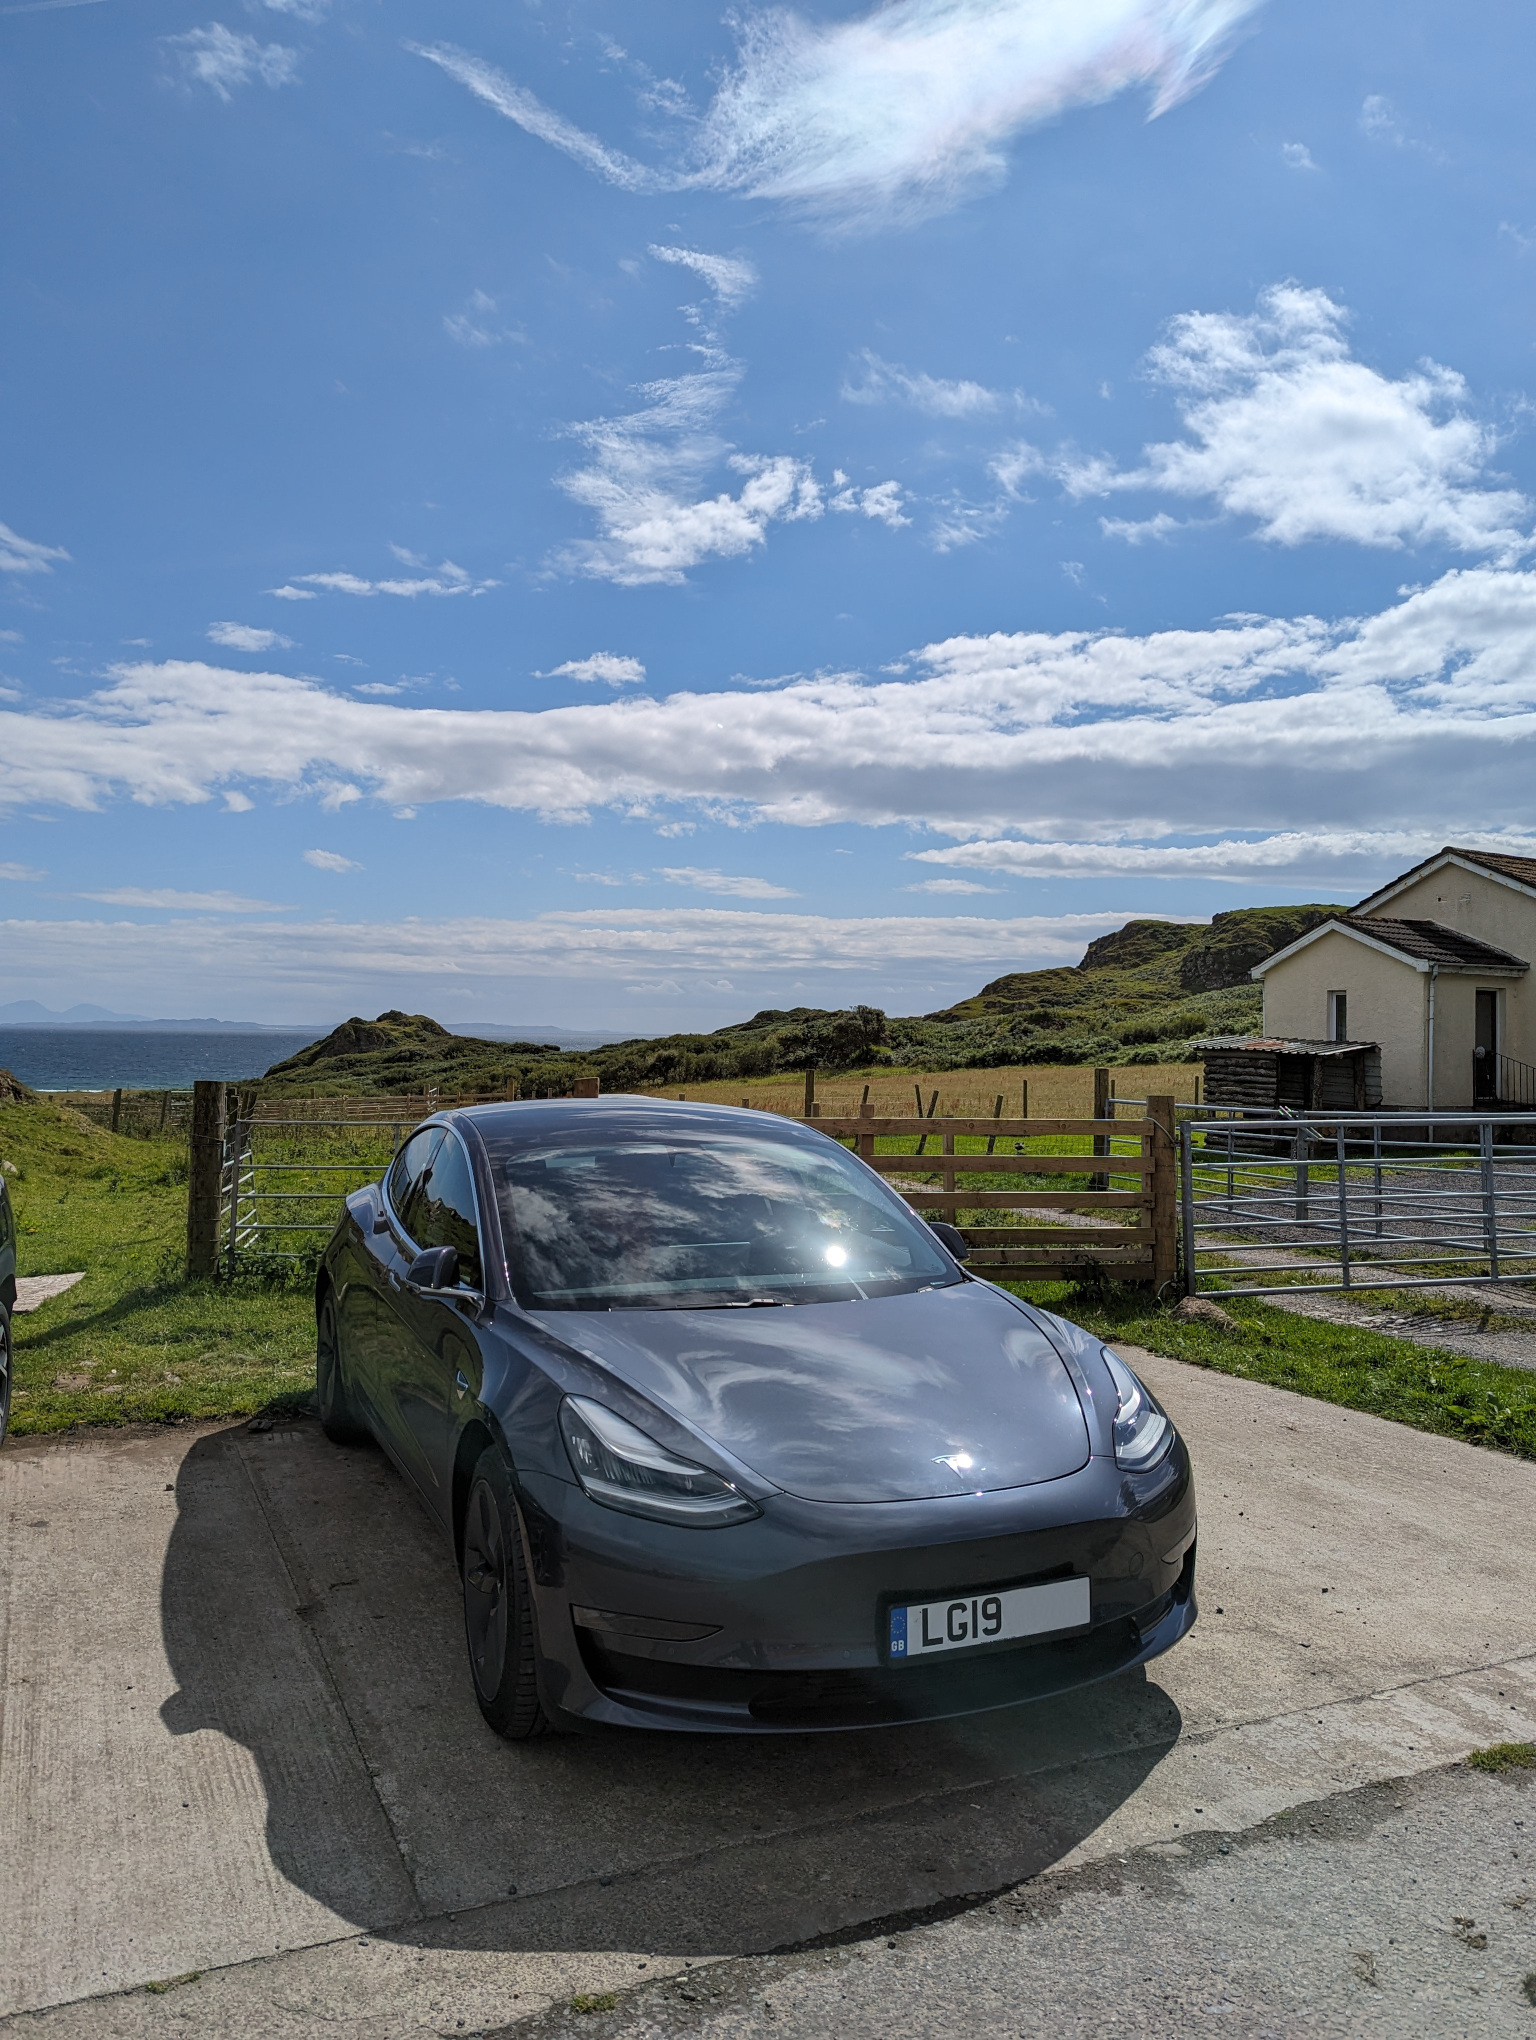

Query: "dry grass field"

xmin=633 ymin=1062 xmax=1204 ymax=1118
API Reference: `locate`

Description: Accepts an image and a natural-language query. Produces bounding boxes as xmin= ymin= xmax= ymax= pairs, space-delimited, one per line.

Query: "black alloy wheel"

xmin=0 ymin=1303 xmax=11 ymax=1449
xmin=315 ymin=1288 xmax=369 ymax=1445
xmin=462 ymin=1446 xmax=549 ymax=1739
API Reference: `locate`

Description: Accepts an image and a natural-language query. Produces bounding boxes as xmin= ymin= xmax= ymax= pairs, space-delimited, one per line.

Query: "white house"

xmin=1251 ymin=847 xmax=1536 ymax=1110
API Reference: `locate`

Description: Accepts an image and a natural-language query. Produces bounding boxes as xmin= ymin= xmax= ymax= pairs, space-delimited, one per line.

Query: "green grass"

xmin=2 ymin=1100 xmax=316 ymax=1435
xmin=1466 ymin=1742 xmax=1536 ymax=1774
xmin=1004 ymin=1278 xmax=1536 ymax=1462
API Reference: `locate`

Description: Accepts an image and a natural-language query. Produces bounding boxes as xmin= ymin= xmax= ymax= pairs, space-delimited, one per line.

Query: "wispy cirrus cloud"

xmin=443 ymin=289 xmax=525 ymax=348
xmin=1028 ymin=285 xmax=1531 ymax=557
xmin=841 ymin=351 xmax=1009 ymax=418
xmin=543 ymin=653 xmax=648 ymax=687
xmin=163 ymin=22 xmax=299 ymax=100
xmin=269 ymin=558 xmax=498 ymax=600
xmin=553 ymin=366 xmax=829 ymax=586
xmin=416 ymin=2 xmax=1262 ymax=228
xmin=648 ymin=245 xmax=758 ymax=312
xmin=304 ymin=848 xmax=361 ymax=872
xmin=208 ymin=621 xmax=293 ymax=652
xmin=78 ymin=886 xmax=291 ymax=911
xmin=658 ymin=866 xmax=799 ymax=899
xmin=0 ymin=522 xmax=70 ymax=576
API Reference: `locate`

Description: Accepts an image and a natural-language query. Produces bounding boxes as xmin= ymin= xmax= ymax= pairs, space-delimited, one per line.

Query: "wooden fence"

xmin=184 ymin=1079 xmax=1178 ymax=1290
xmin=814 ymin=1101 xmax=1177 ymax=1291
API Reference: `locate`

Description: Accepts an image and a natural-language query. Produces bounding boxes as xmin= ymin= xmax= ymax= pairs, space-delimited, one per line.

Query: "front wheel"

xmin=316 ymin=1288 xmax=369 ymax=1445
xmin=0 ymin=1303 xmax=12 ymax=1448
xmin=461 ymin=1447 xmax=549 ymax=1740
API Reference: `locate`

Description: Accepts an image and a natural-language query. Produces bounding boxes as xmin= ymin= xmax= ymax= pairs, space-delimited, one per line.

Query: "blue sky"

xmin=5 ymin=0 xmax=1536 ymax=1028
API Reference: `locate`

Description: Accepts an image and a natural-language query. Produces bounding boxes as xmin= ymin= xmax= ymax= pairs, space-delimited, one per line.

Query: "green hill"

xmin=254 ymin=902 xmax=1340 ymax=1099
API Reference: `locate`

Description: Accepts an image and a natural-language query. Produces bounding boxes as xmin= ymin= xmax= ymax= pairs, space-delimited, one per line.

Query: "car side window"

xmin=412 ymin=1134 xmax=484 ymax=1290
xmin=387 ymin=1128 xmax=444 ymax=1242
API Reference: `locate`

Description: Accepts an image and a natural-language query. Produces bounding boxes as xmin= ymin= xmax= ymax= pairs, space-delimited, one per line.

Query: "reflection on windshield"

xmin=486 ymin=1132 xmax=959 ymax=1311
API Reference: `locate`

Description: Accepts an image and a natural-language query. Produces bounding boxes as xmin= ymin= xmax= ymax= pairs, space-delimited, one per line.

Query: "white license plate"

xmin=887 ymin=1576 xmax=1090 ymax=1660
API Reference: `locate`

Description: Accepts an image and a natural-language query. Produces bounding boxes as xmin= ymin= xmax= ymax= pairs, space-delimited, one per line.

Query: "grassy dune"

xmin=1 ymin=1100 xmax=314 ymax=1435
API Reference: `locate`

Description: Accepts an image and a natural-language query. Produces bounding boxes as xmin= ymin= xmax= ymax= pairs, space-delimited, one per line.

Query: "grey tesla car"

xmin=317 ymin=1099 xmax=1196 ymax=1736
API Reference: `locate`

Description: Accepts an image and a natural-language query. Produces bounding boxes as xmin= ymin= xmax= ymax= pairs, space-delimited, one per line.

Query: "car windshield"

xmin=489 ymin=1129 xmax=960 ymax=1311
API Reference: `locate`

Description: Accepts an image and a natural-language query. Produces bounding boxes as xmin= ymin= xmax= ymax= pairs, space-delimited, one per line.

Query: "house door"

xmin=1474 ymin=990 xmax=1498 ymax=1102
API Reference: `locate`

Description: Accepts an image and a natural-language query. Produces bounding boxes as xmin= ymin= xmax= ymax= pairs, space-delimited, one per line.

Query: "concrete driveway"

xmin=4 ymin=1351 xmax=1536 ymax=2037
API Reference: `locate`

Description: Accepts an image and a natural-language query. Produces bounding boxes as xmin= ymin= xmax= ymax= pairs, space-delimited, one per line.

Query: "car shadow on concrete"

xmin=160 ymin=1418 xmax=1182 ymax=1958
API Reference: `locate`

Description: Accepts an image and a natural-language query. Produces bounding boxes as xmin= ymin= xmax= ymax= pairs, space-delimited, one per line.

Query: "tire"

xmin=0 ymin=1303 xmax=11 ymax=1450
xmin=461 ymin=1446 xmax=549 ymax=1740
xmin=316 ymin=1286 xmax=369 ymax=1445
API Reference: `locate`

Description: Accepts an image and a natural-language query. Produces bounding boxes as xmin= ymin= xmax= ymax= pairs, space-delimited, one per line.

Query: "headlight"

xmin=1101 ymin=1348 xmax=1172 ymax=1470
xmin=559 ymin=1395 xmax=761 ymax=1527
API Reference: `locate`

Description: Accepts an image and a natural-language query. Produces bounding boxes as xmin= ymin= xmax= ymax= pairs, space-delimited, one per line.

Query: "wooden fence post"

xmin=110 ymin=1087 xmax=123 ymax=1134
xmin=858 ymin=1087 xmax=874 ymax=1165
xmin=186 ymin=1079 xmax=226 ymax=1279
xmin=1147 ymin=1094 xmax=1177 ymax=1294
xmin=1091 ymin=1066 xmax=1110 ymax=1189
xmin=803 ymin=1067 xmax=816 ymax=1119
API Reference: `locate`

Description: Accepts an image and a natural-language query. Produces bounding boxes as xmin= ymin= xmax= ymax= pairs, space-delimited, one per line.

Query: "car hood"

xmin=543 ymin=1281 xmax=1092 ymax=1503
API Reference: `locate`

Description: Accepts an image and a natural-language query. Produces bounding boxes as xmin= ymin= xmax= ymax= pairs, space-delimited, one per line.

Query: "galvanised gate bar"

xmin=1179 ymin=1110 xmax=1536 ymax=1298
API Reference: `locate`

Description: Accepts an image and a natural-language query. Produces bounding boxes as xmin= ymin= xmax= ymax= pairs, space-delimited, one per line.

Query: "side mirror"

xmin=930 ymin=1221 xmax=970 ymax=1262
xmin=406 ymin=1245 xmax=460 ymax=1291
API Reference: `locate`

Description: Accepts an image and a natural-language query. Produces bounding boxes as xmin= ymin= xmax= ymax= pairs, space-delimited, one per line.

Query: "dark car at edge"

xmin=316 ymin=1098 xmax=1197 ymax=1736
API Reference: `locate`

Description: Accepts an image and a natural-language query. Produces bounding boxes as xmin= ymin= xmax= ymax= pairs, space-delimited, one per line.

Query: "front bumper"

xmin=516 ymin=1442 xmax=1197 ymax=1734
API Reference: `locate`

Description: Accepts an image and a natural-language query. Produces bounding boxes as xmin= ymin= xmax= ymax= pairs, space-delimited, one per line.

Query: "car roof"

xmin=452 ymin=1097 xmax=822 ymax=1144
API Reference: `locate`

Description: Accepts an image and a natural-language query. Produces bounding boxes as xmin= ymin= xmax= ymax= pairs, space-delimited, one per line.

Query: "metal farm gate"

xmin=218 ymin=1111 xmax=407 ymax=1274
xmin=1179 ymin=1111 xmax=1536 ymax=1298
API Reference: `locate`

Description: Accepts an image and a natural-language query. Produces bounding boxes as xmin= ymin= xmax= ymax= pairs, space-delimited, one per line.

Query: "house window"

xmin=1328 ymin=991 xmax=1348 ymax=1042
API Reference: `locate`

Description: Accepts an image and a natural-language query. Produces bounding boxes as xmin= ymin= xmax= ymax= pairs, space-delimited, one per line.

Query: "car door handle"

xmin=455 ymin=1370 xmax=471 ymax=1398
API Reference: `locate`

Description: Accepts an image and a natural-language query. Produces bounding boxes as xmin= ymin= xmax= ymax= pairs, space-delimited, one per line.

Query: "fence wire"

xmin=1180 ymin=1111 xmax=1536 ymax=1297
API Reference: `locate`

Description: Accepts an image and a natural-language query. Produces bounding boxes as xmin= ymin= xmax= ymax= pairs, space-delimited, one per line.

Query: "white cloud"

xmin=443 ymin=289 xmax=525 ymax=348
xmin=304 ymin=848 xmax=361 ymax=872
xmin=554 ymin=367 xmax=826 ymax=585
xmin=0 ymin=907 xmax=1160 ymax=1016
xmin=1055 ymin=285 xmax=1531 ymax=557
xmin=11 ymin=568 xmax=1536 ymax=870
xmin=0 ymin=862 xmax=44 ymax=882
xmin=909 ymin=828 xmax=1536 ymax=886
xmin=0 ymin=522 xmax=70 ymax=576
xmin=649 ymin=245 xmax=758 ymax=311
xmin=78 ymin=886 xmax=291 ymax=912
xmin=1280 ymin=141 xmax=1317 ymax=171
xmin=658 ymin=867 xmax=800 ymax=899
xmin=905 ymin=877 xmax=1000 ymax=894
xmin=545 ymin=653 xmax=647 ymax=687
xmin=417 ymin=3 xmax=1262 ymax=229
xmin=164 ymin=23 xmax=299 ymax=100
xmin=269 ymin=560 xmax=497 ymax=599
xmin=842 ymin=351 xmax=1003 ymax=417
xmin=249 ymin=0 xmax=327 ymax=20
xmin=830 ymin=475 xmax=911 ymax=527
xmin=207 ymin=621 xmax=293 ymax=652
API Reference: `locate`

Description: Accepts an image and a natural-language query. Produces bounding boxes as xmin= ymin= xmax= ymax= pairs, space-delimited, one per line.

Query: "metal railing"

xmin=219 ymin=1114 xmax=407 ymax=1272
xmin=1179 ymin=1111 xmax=1536 ymax=1298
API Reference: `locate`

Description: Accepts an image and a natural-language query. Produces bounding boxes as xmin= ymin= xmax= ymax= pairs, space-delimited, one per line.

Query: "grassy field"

xmin=636 ymin=1062 xmax=1202 ymax=1117
xmin=7 ymin=1085 xmax=1536 ymax=1466
xmin=1 ymin=1099 xmax=314 ymax=1435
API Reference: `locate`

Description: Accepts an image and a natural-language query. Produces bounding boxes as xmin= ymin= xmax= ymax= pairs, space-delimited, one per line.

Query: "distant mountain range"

xmin=0 ymin=1000 xmax=636 ymax=1048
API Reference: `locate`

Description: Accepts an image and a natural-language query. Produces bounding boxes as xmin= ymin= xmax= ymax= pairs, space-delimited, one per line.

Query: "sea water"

xmin=0 ymin=1029 xmax=321 ymax=1092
